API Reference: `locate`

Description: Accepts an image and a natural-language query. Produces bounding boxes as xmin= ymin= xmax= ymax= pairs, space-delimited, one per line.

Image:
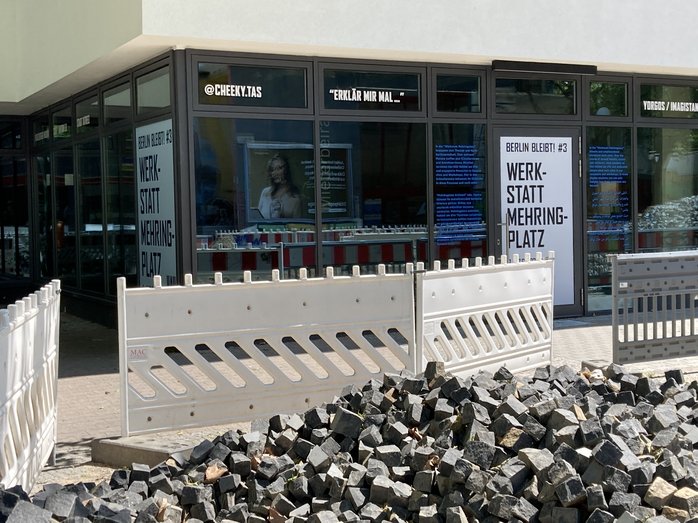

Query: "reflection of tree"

xmin=590 ymin=82 xmax=626 ymax=116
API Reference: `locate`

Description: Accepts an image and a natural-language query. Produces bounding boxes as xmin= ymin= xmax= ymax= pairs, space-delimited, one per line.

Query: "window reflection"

xmin=637 ymin=128 xmax=698 ymax=252
xmin=54 ymin=149 xmax=77 ymax=287
xmin=433 ymin=123 xmax=487 ymax=264
xmin=495 ymin=78 xmax=576 ymax=115
xmin=0 ymin=158 xmax=29 ymax=277
xmin=586 ymin=127 xmax=632 ymax=311
xmin=77 ymin=140 xmax=103 ymax=292
xmin=106 ymin=131 xmax=136 ymax=294
xmin=319 ymin=121 xmax=427 ymax=274
xmin=193 ymin=117 xmax=315 ymax=282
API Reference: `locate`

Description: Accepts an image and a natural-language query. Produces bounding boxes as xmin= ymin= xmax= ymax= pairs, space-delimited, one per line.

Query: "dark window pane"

xmin=105 ymin=131 xmax=136 ymax=294
xmin=637 ymin=128 xmax=698 ymax=251
xmin=323 ymin=70 xmax=421 ymax=111
xmin=77 ymin=140 xmax=103 ymax=292
xmin=319 ymin=121 xmax=427 ymax=274
xmin=436 ymin=75 xmax=481 ymax=113
xmin=0 ymin=121 xmax=22 ymax=149
xmin=76 ymin=95 xmax=100 ymax=133
xmin=34 ymin=155 xmax=53 ymax=279
xmin=104 ymin=83 xmax=131 ymax=125
xmin=0 ymin=158 xmax=29 ymax=277
xmin=193 ymin=117 xmax=315 ymax=282
xmin=198 ymin=63 xmax=307 ymax=108
xmin=54 ymin=149 xmax=77 ymax=287
xmin=586 ymin=127 xmax=632 ymax=311
xmin=589 ymin=82 xmax=628 ymax=117
xmin=495 ymin=78 xmax=576 ymax=115
xmin=137 ymin=66 xmax=170 ymax=114
xmin=52 ymin=106 xmax=72 ymax=141
xmin=433 ymin=123 xmax=487 ymax=263
xmin=32 ymin=115 xmax=50 ymax=146
xmin=640 ymin=84 xmax=698 ymax=119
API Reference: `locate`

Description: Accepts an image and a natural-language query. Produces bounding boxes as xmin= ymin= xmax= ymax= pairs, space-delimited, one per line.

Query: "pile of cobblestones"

xmin=2 ymin=362 xmax=698 ymax=522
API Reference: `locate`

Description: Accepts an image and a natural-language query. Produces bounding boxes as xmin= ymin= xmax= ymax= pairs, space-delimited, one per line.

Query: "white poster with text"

xmin=136 ymin=119 xmax=177 ymax=287
xmin=500 ymin=136 xmax=574 ymax=305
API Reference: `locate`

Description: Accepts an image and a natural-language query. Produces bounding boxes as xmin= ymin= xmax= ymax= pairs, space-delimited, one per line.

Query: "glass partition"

xmin=589 ymin=82 xmax=628 ymax=117
xmin=193 ymin=117 xmax=315 ymax=282
xmin=104 ymin=83 xmax=131 ymax=125
xmin=105 ymin=131 xmax=136 ymax=294
xmin=436 ymin=74 xmax=481 ymax=113
xmin=0 ymin=158 xmax=29 ymax=276
xmin=137 ymin=67 xmax=170 ymax=114
xmin=319 ymin=121 xmax=427 ymax=273
xmin=586 ymin=127 xmax=632 ymax=311
xmin=33 ymin=155 xmax=52 ymax=279
xmin=637 ymin=127 xmax=698 ymax=252
xmin=323 ymin=69 xmax=421 ymax=111
xmin=76 ymin=95 xmax=100 ymax=134
xmin=77 ymin=140 xmax=104 ymax=292
xmin=54 ymin=149 xmax=77 ymax=287
xmin=495 ymin=78 xmax=576 ymax=115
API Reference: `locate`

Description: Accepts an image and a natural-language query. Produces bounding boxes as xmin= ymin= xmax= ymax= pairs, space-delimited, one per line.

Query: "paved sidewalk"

xmin=33 ymin=311 xmax=698 ymax=492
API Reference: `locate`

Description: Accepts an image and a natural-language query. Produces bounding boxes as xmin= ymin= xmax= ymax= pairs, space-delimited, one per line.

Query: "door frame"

xmin=490 ymin=126 xmax=584 ymax=317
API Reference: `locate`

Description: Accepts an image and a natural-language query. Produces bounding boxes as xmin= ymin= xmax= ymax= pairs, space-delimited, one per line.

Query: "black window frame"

xmin=430 ymin=66 xmax=487 ymax=119
xmin=584 ymin=74 xmax=632 ymax=123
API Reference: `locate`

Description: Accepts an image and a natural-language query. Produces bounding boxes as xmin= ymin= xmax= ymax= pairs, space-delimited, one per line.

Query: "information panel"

xmin=500 ymin=136 xmax=574 ymax=305
xmin=136 ymin=119 xmax=177 ymax=286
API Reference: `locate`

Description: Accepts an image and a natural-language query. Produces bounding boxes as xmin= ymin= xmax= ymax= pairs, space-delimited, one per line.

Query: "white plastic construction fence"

xmin=118 ymin=253 xmax=554 ymax=436
xmin=611 ymin=250 xmax=698 ymax=364
xmin=0 ymin=280 xmax=61 ymax=492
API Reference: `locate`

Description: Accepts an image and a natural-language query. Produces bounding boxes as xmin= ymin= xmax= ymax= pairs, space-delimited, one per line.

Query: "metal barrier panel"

xmin=611 ymin=251 xmax=698 ymax=364
xmin=0 ymin=280 xmax=61 ymax=491
xmin=118 ymin=267 xmax=417 ymax=436
xmin=415 ymin=254 xmax=554 ymax=377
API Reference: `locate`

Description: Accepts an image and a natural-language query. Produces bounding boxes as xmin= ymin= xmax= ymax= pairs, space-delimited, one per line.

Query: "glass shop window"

xmin=193 ymin=117 xmax=315 ymax=282
xmin=586 ymin=127 xmax=632 ymax=311
xmin=32 ymin=115 xmax=50 ymax=147
xmin=589 ymin=82 xmax=628 ymax=117
xmin=197 ymin=62 xmax=308 ymax=109
xmin=495 ymin=78 xmax=576 ymax=115
xmin=435 ymin=74 xmax=482 ymax=113
xmin=137 ymin=66 xmax=171 ymax=114
xmin=104 ymin=83 xmax=132 ymax=126
xmin=640 ymin=84 xmax=698 ymax=119
xmin=433 ymin=123 xmax=487 ymax=264
xmin=52 ymin=106 xmax=72 ymax=141
xmin=0 ymin=121 xmax=23 ymax=149
xmin=319 ymin=121 xmax=428 ymax=274
xmin=637 ymin=127 xmax=698 ymax=252
xmin=76 ymin=95 xmax=100 ymax=134
xmin=323 ymin=69 xmax=421 ymax=111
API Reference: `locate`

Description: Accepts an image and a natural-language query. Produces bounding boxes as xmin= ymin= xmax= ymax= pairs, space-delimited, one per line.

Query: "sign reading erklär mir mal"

xmin=136 ymin=119 xmax=177 ymax=287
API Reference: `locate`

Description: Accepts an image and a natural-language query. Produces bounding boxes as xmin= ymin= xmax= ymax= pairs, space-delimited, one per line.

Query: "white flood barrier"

xmin=118 ymin=267 xmax=417 ymax=437
xmin=415 ymin=253 xmax=554 ymax=377
xmin=0 ymin=281 xmax=61 ymax=492
xmin=611 ymin=251 xmax=698 ymax=364
xmin=119 ymin=254 xmax=554 ymax=436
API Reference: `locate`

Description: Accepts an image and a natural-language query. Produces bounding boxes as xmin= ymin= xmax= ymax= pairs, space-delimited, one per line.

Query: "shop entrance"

xmin=493 ymin=127 xmax=583 ymax=316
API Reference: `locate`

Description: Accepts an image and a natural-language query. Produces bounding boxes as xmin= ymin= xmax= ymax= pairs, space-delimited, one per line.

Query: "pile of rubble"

xmin=638 ymin=195 xmax=698 ymax=231
xmin=2 ymin=362 xmax=698 ymax=522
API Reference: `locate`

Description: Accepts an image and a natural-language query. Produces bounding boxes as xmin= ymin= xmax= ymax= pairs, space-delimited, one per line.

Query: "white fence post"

xmin=0 ymin=280 xmax=61 ymax=492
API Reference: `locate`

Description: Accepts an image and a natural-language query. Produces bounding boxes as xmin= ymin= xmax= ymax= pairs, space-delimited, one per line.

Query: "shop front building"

xmin=2 ymin=1 xmax=698 ymax=318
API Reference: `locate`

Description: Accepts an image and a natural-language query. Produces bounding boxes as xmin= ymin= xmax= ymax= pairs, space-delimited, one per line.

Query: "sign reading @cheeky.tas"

xmin=500 ymin=136 xmax=574 ymax=305
xmin=136 ymin=119 xmax=177 ymax=287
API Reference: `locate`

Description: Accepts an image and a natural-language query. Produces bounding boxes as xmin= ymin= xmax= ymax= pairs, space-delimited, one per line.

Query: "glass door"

xmin=493 ymin=127 xmax=583 ymax=316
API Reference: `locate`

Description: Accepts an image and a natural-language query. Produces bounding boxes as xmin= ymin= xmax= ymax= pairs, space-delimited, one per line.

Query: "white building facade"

xmin=2 ymin=0 xmax=698 ymax=316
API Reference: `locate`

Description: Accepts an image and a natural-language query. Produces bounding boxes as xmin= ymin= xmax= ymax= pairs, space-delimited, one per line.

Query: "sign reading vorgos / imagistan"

xmin=136 ymin=119 xmax=177 ymax=287
xmin=500 ymin=136 xmax=574 ymax=305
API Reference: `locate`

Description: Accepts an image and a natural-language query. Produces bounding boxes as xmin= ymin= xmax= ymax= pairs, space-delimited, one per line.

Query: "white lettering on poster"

xmin=136 ymin=120 xmax=177 ymax=287
xmin=500 ymin=136 xmax=574 ymax=305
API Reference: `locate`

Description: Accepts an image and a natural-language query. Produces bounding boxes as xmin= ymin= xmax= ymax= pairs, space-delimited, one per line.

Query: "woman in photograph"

xmin=257 ymin=154 xmax=302 ymax=219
